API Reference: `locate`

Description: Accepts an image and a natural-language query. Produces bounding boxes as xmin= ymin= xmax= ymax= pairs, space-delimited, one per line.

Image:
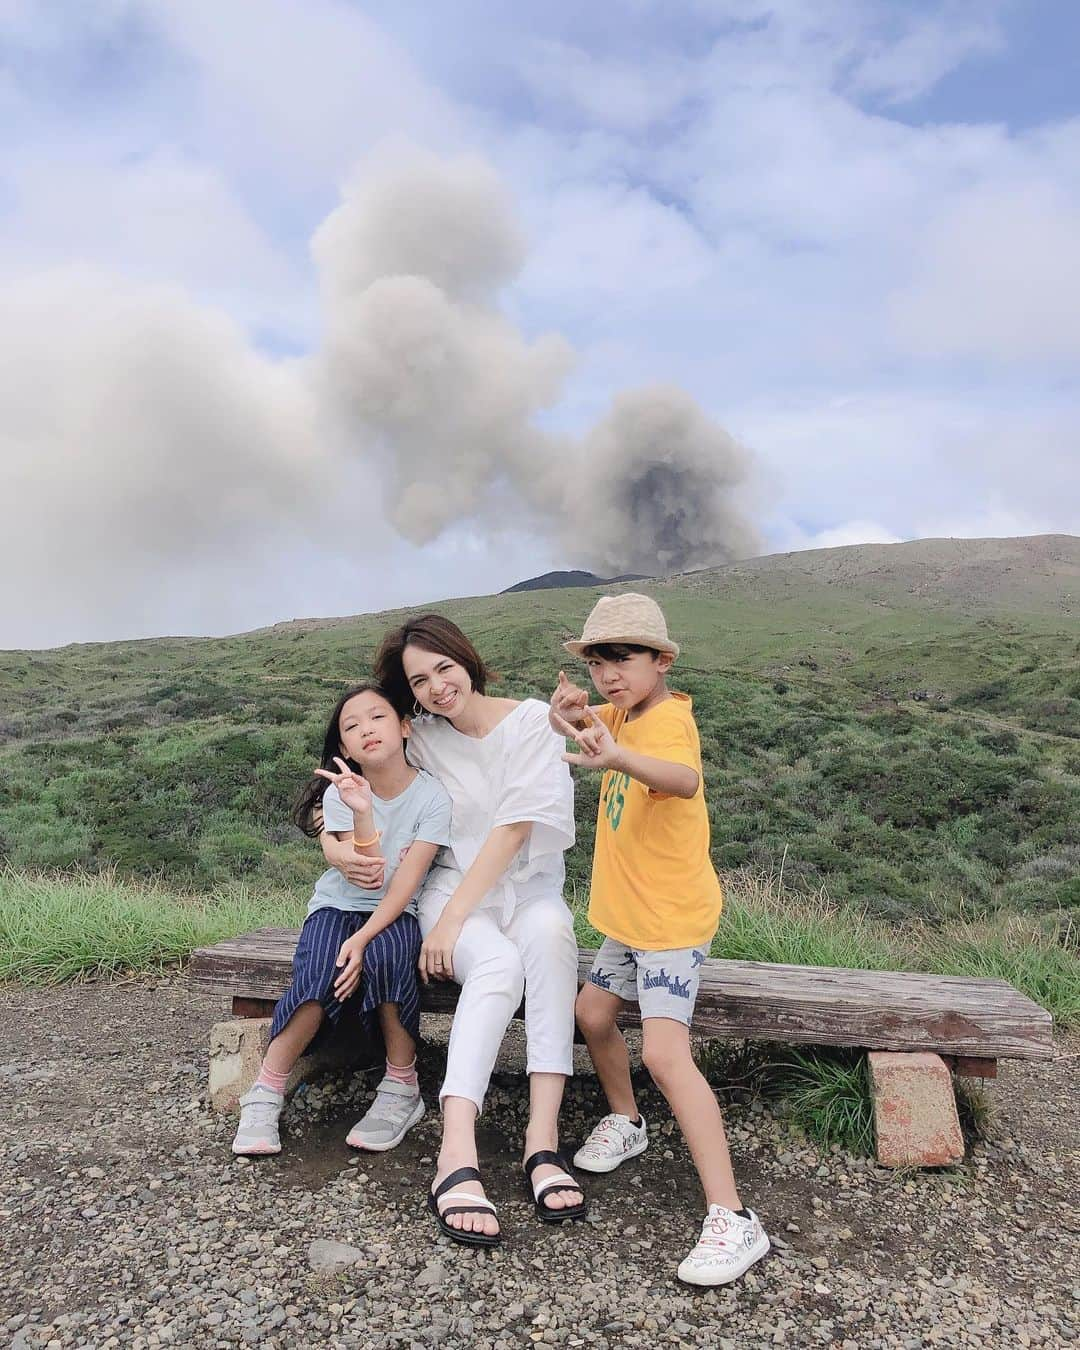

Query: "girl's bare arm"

xmin=321 ymin=831 xmax=386 ymax=889
xmin=331 ymin=840 xmax=441 ymax=1001
xmin=353 ymin=840 xmax=439 ymax=947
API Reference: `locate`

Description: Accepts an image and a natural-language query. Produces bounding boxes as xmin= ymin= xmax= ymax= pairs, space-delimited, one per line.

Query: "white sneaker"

xmin=572 ymin=1113 xmax=648 ymax=1173
xmin=677 ymin=1206 xmax=770 ymax=1286
xmin=231 ymin=1084 xmax=284 ymax=1156
xmin=346 ymin=1077 xmax=425 ymax=1151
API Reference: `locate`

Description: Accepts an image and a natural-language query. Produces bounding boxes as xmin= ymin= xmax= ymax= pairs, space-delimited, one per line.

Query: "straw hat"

xmin=563 ymin=593 xmax=680 ymax=658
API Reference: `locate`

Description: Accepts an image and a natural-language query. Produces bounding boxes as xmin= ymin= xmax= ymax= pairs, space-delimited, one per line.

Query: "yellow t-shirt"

xmin=587 ymin=692 xmax=722 ymax=951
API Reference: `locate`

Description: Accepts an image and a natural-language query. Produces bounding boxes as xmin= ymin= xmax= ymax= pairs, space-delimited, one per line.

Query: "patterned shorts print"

xmin=587 ymin=938 xmax=709 ymax=1026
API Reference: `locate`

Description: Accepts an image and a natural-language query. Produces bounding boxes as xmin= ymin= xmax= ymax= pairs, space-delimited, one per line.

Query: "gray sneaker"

xmin=232 ymin=1084 xmax=284 ymax=1156
xmin=346 ymin=1077 xmax=425 ymax=1151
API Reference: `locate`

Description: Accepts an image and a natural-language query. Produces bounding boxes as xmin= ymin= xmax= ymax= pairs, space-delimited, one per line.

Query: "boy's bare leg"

xmin=261 ymin=1001 xmax=324 ymax=1076
xmin=375 ymin=1001 xmax=416 ymax=1068
xmin=433 ymin=1096 xmax=499 ymax=1238
xmin=575 ymin=983 xmax=639 ymax=1118
xmin=522 ymin=1071 xmax=582 ymax=1211
xmin=641 ymin=1018 xmax=742 ymax=1211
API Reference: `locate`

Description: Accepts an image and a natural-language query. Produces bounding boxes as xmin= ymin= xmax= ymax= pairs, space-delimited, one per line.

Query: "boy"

xmin=549 ymin=593 xmax=769 ymax=1286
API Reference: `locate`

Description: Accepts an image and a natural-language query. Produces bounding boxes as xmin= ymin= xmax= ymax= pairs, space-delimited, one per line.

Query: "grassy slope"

xmin=1 ymin=537 xmax=1077 ymax=919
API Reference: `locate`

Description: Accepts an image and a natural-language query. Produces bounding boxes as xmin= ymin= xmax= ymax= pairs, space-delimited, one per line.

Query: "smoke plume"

xmin=569 ymin=386 xmax=761 ymax=574
xmin=313 ymin=149 xmax=572 ymax=544
xmin=2 ymin=145 xmax=761 ymax=645
xmin=313 ymin=146 xmax=761 ymax=573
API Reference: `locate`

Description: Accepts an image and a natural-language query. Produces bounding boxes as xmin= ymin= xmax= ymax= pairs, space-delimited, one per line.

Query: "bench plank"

xmin=188 ymin=926 xmax=1054 ymax=1062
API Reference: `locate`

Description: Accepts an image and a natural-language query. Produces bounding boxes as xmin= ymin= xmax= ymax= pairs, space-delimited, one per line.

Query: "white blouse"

xmin=406 ymin=698 xmax=575 ymax=922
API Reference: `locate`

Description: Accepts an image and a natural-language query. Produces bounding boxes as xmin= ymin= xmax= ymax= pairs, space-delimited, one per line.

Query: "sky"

xmin=1 ymin=0 xmax=1078 ymax=648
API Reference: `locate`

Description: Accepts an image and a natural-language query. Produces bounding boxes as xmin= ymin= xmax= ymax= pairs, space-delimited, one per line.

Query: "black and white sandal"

xmin=427 ymin=1166 xmax=501 ymax=1248
xmin=523 ymin=1150 xmax=589 ymax=1224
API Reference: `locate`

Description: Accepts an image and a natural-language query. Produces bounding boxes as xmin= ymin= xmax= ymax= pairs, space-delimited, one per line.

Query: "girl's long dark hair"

xmin=292 ymin=683 xmax=392 ymax=839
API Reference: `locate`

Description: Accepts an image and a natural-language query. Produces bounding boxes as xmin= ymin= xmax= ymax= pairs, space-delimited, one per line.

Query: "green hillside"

xmin=2 ymin=535 xmax=1077 ymax=922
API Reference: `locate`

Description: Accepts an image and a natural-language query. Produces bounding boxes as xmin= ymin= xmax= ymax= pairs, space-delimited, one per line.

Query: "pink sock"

xmin=385 ymin=1057 xmax=418 ymax=1088
xmin=255 ymin=1064 xmax=289 ymax=1094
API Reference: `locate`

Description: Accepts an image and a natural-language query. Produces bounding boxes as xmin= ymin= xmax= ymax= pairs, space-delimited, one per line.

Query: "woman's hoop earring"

xmin=411 ymin=699 xmax=423 ymax=718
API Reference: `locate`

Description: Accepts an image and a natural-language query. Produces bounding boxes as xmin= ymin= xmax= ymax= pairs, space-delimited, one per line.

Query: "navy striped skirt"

xmin=270 ymin=907 xmax=422 ymax=1046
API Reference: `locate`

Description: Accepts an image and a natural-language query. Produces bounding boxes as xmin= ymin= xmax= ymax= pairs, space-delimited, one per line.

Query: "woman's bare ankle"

xmin=436 ymin=1149 xmax=478 ymax=1179
xmin=523 ymin=1122 xmax=558 ymax=1155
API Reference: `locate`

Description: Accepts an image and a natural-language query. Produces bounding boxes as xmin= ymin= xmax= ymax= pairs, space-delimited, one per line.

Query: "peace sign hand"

xmin=550 ymin=669 xmax=589 ymax=723
xmin=550 ymin=706 xmax=623 ymax=771
xmin=314 ymin=756 xmax=374 ymax=816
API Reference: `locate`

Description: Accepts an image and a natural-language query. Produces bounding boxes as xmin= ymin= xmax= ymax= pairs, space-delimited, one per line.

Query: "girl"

xmin=231 ymin=683 xmax=452 ymax=1157
xmin=368 ymin=615 xmax=586 ymax=1247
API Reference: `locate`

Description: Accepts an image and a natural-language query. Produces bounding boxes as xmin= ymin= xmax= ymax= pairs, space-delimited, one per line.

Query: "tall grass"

xmin=0 ymin=866 xmax=300 ymax=984
xmin=710 ymin=868 xmax=1078 ymax=1028
xmin=925 ymin=921 xmax=1080 ymax=1028
xmin=3 ymin=864 xmax=1077 ymax=1028
xmin=768 ymin=1050 xmax=877 ymax=1155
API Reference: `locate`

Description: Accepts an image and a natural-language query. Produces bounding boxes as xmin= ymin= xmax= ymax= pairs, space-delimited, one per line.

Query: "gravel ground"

xmin=1 ymin=975 xmax=1077 ymax=1350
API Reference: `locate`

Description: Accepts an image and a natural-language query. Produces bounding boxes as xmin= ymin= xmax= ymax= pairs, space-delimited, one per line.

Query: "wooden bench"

xmin=190 ymin=926 xmax=1054 ymax=1167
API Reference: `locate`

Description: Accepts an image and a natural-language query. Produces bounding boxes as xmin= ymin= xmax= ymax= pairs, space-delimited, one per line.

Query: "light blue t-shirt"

xmin=307 ymin=770 xmax=452 ymax=918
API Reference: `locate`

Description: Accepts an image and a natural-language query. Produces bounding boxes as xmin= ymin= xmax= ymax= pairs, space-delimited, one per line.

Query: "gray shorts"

xmin=586 ymin=938 xmax=709 ymax=1026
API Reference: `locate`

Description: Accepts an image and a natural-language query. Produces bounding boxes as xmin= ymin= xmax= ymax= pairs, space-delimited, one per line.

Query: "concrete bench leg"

xmin=209 ymin=1018 xmax=273 ymax=1112
xmin=868 ymin=1051 xmax=964 ymax=1168
xmin=208 ymin=1018 xmax=379 ymax=1112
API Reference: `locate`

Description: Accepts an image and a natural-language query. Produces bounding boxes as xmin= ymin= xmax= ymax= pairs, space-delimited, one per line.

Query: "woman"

xmin=373 ymin=614 xmax=585 ymax=1246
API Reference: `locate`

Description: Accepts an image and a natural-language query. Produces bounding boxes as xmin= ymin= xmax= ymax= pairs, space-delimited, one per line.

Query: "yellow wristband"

xmin=352 ymin=831 xmax=381 ymax=851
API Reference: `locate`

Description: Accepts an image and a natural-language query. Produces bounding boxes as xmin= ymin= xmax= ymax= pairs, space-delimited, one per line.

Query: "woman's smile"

xmin=401 ymin=645 xmax=474 ymax=718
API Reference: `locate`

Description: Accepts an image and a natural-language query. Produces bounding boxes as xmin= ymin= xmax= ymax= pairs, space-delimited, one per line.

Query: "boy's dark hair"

xmin=374 ymin=614 xmax=493 ymax=718
xmin=581 ymin=641 xmax=662 ymax=661
xmin=292 ymin=682 xmax=394 ymax=838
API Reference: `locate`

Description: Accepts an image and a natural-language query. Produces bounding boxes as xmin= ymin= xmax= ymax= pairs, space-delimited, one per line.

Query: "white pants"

xmin=419 ymin=888 xmax=578 ymax=1112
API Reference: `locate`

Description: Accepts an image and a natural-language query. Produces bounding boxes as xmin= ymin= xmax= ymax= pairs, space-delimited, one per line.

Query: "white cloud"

xmin=745 ymin=390 xmax=1080 ymax=554
xmin=893 ymin=173 xmax=1080 ymax=363
xmin=911 ymin=505 xmax=1059 ymax=542
xmin=0 ymin=147 xmax=305 ymax=334
xmin=513 ymin=39 xmax=696 ymax=133
xmin=0 ymin=267 xmax=333 ymax=647
xmin=516 ymin=181 xmax=714 ymax=320
xmin=140 ymin=0 xmax=470 ymax=188
xmin=848 ymin=6 xmax=1003 ymax=105
xmin=802 ymin=520 xmax=904 ymax=550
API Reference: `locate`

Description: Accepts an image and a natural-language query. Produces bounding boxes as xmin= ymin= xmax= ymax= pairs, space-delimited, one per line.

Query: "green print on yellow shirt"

xmin=602 ymin=770 xmax=632 ymax=831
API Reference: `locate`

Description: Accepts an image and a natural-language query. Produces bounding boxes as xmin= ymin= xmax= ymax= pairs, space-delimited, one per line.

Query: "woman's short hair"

xmin=374 ymin=614 xmax=493 ymax=715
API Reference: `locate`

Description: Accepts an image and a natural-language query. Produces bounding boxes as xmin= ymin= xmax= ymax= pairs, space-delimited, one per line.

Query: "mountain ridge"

xmin=1 ymin=534 xmax=1075 ymax=658
xmin=252 ymin=533 xmax=1080 ymax=641
xmin=500 ymin=569 xmax=650 ymax=594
